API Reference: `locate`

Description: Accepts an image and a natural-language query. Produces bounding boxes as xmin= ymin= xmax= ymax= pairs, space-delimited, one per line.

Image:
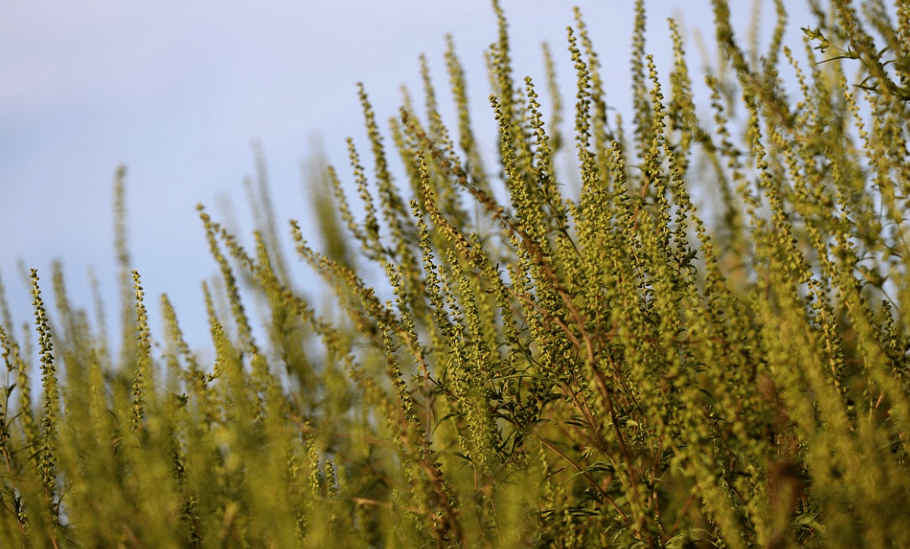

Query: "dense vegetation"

xmin=2 ymin=0 xmax=910 ymax=546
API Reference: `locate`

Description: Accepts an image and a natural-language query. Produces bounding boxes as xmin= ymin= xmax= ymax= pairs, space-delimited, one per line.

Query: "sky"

xmin=0 ymin=0 xmax=815 ymax=357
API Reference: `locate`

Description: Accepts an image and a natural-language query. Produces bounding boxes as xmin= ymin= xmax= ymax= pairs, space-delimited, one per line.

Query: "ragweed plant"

xmin=2 ymin=0 xmax=910 ymax=547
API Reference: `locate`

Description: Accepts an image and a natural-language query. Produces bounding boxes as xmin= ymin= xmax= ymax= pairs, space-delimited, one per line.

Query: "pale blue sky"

xmin=0 ymin=0 xmax=811 ymax=354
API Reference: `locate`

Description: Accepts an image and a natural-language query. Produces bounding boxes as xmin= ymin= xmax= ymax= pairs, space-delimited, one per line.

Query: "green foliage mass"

xmin=2 ymin=0 xmax=910 ymax=546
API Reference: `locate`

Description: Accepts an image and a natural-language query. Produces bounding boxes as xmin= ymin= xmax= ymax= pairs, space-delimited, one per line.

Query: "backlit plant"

xmin=2 ymin=0 xmax=909 ymax=546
